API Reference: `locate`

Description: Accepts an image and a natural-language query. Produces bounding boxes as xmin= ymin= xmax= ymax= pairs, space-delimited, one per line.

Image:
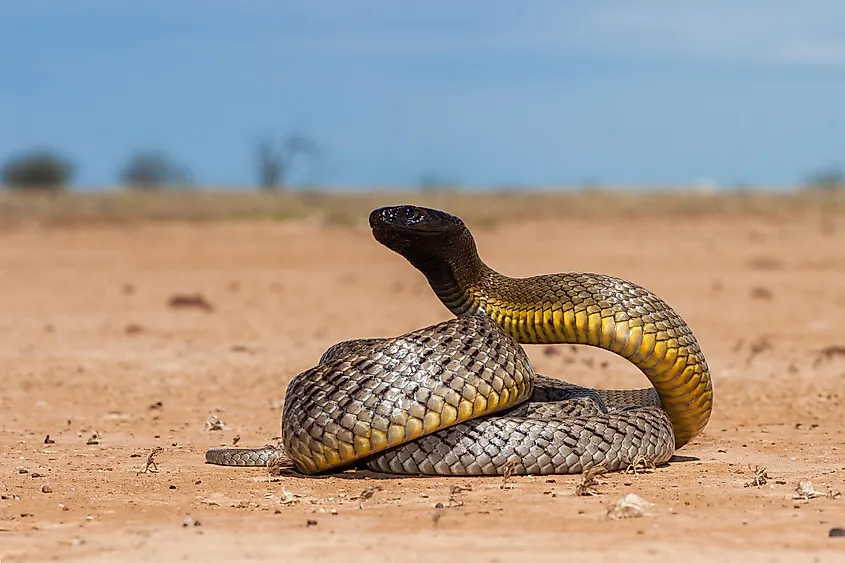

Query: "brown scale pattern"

xmin=205 ymin=321 xmax=675 ymax=475
xmin=281 ymin=316 xmax=534 ymax=474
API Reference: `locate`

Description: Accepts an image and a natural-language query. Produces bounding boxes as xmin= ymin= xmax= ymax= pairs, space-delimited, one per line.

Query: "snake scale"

xmin=205 ymin=205 xmax=713 ymax=475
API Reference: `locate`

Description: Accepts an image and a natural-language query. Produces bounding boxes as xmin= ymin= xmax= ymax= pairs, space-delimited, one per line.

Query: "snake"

xmin=205 ymin=205 xmax=713 ymax=475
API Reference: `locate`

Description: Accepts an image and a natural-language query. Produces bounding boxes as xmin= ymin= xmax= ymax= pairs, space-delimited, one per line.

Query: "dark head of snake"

xmin=370 ymin=205 xmax=484 ymax=292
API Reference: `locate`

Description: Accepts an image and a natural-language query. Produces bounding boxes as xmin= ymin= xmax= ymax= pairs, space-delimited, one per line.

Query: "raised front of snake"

xmin=205 ymin=205 xmax=713 ymax=475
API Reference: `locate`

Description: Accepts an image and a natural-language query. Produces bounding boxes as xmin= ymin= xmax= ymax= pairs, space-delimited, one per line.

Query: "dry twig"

xmin=205 ymin=415 xmax=226 ymax=431
xmin=137 ymin=446 xmax=163 ymax=475
xmin=500 ymin=459 xmax=520 ymax=489
xmin=267 ymin=451 xmax=295 ymax=477
xmin=624 ymin=456 xmax=656 ymax=476
xmin=576 ymin=465 xmax=608 ymax=496
xmin=448 ymin=484 xmax=470 ymax=507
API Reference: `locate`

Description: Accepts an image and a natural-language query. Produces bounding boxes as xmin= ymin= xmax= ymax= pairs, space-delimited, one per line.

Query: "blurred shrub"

xmin=119 ymin=151 xmax=192 ymax=190
xmin=1 ymin=148 xmax=75 ymax=190
xmin=805 ymin=166 xmax=844 ymax=191
xmin=418 ymin=172 xmax=461 ymax=192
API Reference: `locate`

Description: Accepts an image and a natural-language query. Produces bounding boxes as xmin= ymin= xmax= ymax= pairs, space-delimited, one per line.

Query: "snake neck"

xmin=398 ymin=232 xmax=496 ymax=315
xmin=403 ymin=237 xmax=711 ymax=450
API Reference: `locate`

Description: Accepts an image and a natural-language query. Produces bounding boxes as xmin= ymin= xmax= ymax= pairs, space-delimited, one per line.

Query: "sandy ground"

xmin=1 ymin=207 xmax=844 ymax=562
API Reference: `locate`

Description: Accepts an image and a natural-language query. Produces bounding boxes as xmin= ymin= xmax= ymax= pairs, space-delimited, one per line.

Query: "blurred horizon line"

xmin=0 ymin=182 xmax=822 ymax=194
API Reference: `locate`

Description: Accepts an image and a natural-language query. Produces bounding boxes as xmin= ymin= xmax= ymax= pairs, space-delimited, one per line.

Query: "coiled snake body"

xmin=206 ymin=206 xmax=712 ymax=475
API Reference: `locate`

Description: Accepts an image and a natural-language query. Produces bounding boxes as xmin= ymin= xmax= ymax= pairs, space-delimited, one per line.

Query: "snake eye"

xmin=392 ymin=206 xmax=423 ymax=225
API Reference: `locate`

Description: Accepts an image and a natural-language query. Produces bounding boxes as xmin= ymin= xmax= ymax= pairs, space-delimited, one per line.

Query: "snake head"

xmin=369 ymin=205 xmax=465 ymax=255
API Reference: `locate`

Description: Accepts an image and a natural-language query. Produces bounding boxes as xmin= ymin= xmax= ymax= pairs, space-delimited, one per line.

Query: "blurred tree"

xmin=805 ymin=166 xmax=844 ymax=191
xmin=119 ymin=151 xmax=192 ymax=190
xmin=418 ymin=172 xmax=460 ymax=192
xmin=254 ymin=133 xmax=319 ymax=190
xmin=1 ymin=148 xmax=75 ymax=190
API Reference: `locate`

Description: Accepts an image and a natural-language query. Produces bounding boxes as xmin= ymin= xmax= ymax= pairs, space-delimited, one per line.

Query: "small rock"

xmin=306 ymin=519 xmax=317 ymax=527
xmin=750 ymin=286 xmax=773 ymax=300
xmin=168 ymin=293 xmax=215 ymax=313
xmin=41 ymin=485 xmax=52 ymax=494
xmin=830 ymin=528 xmax=845 ymax=537
xmin=124 ymin=324 xmax=144 ymax=335
xmin=607 ymin=493 xmax=654 ymax=519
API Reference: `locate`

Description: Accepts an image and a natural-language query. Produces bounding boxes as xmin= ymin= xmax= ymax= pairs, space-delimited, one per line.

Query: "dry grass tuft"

xmin=744 ymin=465 xmax=769 ymax=488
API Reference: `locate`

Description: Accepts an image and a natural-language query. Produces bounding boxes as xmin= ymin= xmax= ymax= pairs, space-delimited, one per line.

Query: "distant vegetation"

xmin=1 ymin=148 xmax=75 ymax=191
xmin=254 ymin=133 xmax=320 ymax=190
xmin=418 ymin=172 xmax=461 ymax=192
xmin=804 ymin=166 xmax=844 ymax=191
xmin=1 ymin=130 xmax=322 ymax=192
xmin=118 ymin=151 xmax=193 ymax=190
xmin=1 ymin=135 xmax=843 ymax=195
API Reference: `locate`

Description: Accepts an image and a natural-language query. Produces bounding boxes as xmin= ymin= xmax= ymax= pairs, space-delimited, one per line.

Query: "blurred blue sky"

xmin=2 ymin=1 xmax=844 ymax=189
